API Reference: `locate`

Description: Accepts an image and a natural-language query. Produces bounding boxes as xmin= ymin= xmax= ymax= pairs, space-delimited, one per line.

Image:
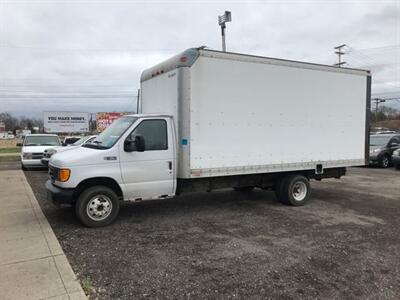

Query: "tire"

xmin=234 ymin=186 xmax=254 ymax=192
xmin=75 ymin=186 xmax=120 ymax=227
xmin=395 ymin=163 xmax=400 ymax=170
xmin=277 ymin=175 xmax=311 ymax=206
xmin=379 ymin=154 xmax=390 ymax=168
xmin=21 ymin=163 xmax=27 ymax=171
xmin=274 ymin=178 xmax=285 ymax=201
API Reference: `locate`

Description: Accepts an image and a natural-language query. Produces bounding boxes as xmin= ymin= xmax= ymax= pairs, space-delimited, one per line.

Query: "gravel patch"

xmin=24 ymin=167 xmax=400 ymax=299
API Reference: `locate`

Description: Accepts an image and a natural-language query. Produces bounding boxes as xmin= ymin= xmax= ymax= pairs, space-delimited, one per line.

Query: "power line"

xmin=354 ymin=44 xmax=400 ymax=52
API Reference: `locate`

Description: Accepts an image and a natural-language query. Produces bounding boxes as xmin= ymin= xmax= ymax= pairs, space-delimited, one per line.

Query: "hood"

xmin=50 ymin=146 xmax=118 ymax=167
xmin=22 ymin=145 xmax=57 ymax=153
xmin=369 ymin=145 xmax=383 ymax=151
xmin=49 ymin=145 xmax=80 ymax=154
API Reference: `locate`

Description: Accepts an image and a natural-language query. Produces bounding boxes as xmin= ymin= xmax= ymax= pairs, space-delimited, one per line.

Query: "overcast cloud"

xmin=0 ymin=0 xmax=399 ymax=117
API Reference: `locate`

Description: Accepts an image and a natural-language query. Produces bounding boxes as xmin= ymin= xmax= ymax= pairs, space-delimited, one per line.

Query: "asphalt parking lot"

xmin=24 ymin=167 xmax=400 ymax=299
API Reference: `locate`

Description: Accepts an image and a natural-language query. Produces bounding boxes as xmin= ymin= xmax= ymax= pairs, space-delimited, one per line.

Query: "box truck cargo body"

xmin=46 ymin=48 xmax=371 ymax=227
xmin=140 ymin=48 xmax=370 ymax=179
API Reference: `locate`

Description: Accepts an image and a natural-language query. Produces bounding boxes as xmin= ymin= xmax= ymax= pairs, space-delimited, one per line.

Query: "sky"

xmin=0 ymin=0 xmax=399 ymax=118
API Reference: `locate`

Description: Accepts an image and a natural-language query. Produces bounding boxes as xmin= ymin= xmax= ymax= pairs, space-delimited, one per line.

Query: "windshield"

xmin=72 ymin=137 xmax=86 ymax=146
xmin=24 ymin=135 xmax=60 ymax=146
xmin=370 ymin=135 xmax=390 ymax=147
xmin=83 ymin=117 xmax=137 ymax=149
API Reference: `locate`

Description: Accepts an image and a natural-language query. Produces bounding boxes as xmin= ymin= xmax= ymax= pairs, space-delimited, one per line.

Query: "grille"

xmin=48 ymin=165 xmax=58 ymax=181
xmin=32 ymin=152 xmax=44 ymax=159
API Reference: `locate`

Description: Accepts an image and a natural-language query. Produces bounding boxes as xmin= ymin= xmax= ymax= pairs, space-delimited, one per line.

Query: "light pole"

xmin=218 ymin=11 xmax=232 ymax=52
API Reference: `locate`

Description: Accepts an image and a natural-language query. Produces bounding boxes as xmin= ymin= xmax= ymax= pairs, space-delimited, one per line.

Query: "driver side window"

xmin=130 ymin=119 xmax=168 ymax=151
xmin=390 ymin=137 xmax=400 ymax=145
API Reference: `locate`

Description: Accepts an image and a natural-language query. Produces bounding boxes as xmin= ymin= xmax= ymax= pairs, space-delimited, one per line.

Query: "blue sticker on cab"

xmin=181 ymin=139 xmax=188 ymax=146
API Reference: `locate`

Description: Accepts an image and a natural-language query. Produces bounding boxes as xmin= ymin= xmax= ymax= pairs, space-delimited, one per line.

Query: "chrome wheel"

xmin=292 ymin=181 xmax=307 ymax=201
xmin=381 ymin=156 xmax=389 ymax=168
xmin=86 ymin=195 xmax=113 ymax=221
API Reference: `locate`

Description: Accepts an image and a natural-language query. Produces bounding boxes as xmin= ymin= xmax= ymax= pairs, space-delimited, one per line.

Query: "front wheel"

xmin=379 ymin=154 xmax=390 ymax=168
xmin=276 ymin=175 xmax=311 ymax=206
xmin=75 ymin=186 xmax=120 ymax=227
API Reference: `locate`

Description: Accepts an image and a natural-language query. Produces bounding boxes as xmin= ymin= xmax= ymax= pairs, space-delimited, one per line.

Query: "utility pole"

xmin=218 ymin=11 xmax=232 ymax=52
xmin=372 ymin=98 xmax=386 ymax=122
xmin=371 ymin=97 xmax=400 ymax=122
xmin=334 ymin=44 xmax=347 ymax=67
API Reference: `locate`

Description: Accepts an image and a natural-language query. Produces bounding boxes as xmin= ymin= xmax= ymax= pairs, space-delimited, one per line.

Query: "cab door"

xmin=119 ymin=118 xmax=175 ymax=200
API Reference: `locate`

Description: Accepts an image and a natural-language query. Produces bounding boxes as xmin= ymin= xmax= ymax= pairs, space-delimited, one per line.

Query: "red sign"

xmin=96 ymin=112 xmax=128 ymax=132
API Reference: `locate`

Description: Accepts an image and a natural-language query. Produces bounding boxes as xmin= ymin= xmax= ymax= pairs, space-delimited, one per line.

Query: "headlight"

xmin=370 ymin=148 xmax=381 ymax=153
xmin=46 ymin=149 xmax=57 ymax=157
xmin=22 ymin=152 xmax=32 ymax=159
xmin=58 ymin=168 xmax=71 ymax=182
xmin=394 ymin=150 xmax=400 ymax=156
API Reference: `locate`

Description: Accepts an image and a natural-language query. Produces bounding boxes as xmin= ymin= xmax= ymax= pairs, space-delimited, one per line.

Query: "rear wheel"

xmin=275 ymin=175 xmax=311 ymax=206
xmin=379 ymin=154 xmax=390 ymax=168
xmin=75 ymin=186 xmax=120 ymax=227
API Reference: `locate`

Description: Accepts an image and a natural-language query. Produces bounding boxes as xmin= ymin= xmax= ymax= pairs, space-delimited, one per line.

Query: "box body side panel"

xmin=188 ymin=56 xmax=367 ymax=177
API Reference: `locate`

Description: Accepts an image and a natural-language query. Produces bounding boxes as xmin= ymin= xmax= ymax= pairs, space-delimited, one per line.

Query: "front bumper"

xmin=41 ymin=157 xmax=49 ymax=166
xmin=21 ymin=159 xmax=44 ymax=167
xmin=369 ymin=154 xmax=379 ymax=164
xmin=45 ymin=180 xmax=75 ymax=205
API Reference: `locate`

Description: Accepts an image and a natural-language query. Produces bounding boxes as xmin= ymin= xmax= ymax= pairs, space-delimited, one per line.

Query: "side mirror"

xmin=16 ymin=143 xmax=23 ymax=147
xmin=124 ymin=135 xmax=145 ymax=152
xmin=134 ymin=135 xmax=145 ymax=152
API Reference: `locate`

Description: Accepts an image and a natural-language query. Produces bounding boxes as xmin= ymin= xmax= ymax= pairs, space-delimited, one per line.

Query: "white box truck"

xmin=46 ymin=48 xmax=371 ymax=227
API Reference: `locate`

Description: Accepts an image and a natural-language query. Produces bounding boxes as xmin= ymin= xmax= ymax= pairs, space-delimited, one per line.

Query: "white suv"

xmin=20 ymin=134 xmax=60 ymax=170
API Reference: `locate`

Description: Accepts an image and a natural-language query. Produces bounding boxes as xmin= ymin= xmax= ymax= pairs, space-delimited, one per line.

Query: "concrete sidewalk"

xmin=0 ymin=170 xmax=86 ymax=300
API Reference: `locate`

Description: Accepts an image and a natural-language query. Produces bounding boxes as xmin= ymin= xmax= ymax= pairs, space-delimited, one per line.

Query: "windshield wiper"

xmin=82 ymin=143 xmax=108 ymax=150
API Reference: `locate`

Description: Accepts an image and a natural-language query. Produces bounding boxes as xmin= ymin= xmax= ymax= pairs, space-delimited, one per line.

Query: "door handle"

xmin=168 ymin=161 xmax=172 ymax=170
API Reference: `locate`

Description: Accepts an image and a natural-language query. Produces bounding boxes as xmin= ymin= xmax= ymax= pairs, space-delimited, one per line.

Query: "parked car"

xmin=62 ymin=136 xmax=81 ymax=146
xmin=19 ymin=134 xmax=61 ymax=170
xmin=41 ymin=135 xmax=97 ymax=167
xmin=369 ymin=134 xmax=400 ymax=168
xmin=374 ymin=131 xmax=397 ymax=135
xmin=0 ymin=131 xmax=15 ymax=139
xmin=392 ymin=149 xmax=400 ymax=170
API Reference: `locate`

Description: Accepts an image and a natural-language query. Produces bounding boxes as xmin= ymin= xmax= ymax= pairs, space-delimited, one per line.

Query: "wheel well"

xmin=74 ymin=177 xmax=123 ymax=200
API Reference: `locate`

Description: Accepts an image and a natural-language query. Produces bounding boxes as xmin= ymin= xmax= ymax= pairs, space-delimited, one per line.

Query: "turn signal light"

xmin=58 ymin=168 xmax=71 ymax=182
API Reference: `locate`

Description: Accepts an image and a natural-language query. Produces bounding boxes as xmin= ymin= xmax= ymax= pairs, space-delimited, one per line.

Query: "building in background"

xmin=0 ymin=121 xmax=5 ymax=133
xmin=15 ymin=129 xmax=32 ymax=138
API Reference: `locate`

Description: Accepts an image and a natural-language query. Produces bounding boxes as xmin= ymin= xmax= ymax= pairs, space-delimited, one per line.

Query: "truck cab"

xmin=46 ymin=114 xmax=177 ymax=227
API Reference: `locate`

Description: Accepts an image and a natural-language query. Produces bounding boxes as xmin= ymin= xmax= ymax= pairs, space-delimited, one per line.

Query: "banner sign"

xmin=44 ymin=111 xmax=89 ymax=133
xmin=96 ymin=112 xmax=128 ymax=132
